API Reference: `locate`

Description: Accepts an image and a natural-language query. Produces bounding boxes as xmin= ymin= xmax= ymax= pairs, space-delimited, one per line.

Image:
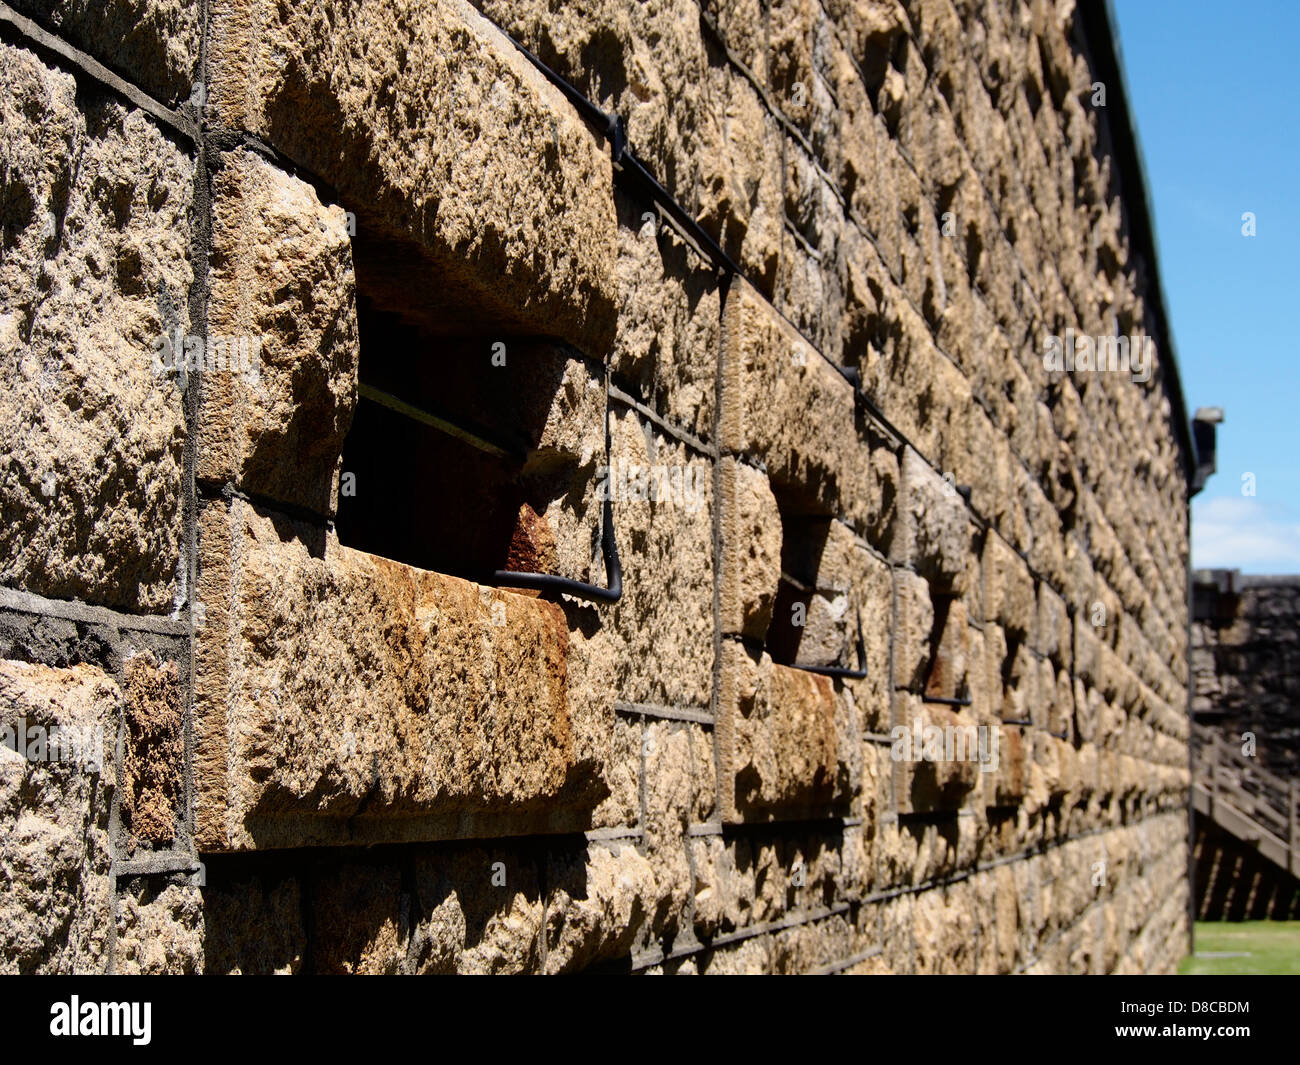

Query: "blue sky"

xmin=1112 ymin=1 xmax=1300 ymax=572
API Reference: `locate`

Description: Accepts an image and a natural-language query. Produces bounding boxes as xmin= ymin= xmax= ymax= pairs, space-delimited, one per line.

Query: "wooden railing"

xmin=1193 ymin=724 xmax=1299 ymax=878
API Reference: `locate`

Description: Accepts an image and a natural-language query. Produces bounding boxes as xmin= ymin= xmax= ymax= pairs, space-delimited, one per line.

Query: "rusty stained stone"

xmin=504 ymin=502 xmax=560 ymax=575
xmin=122 ymin=652 xmax=184 ymax=845
xmin=718 ymin=641 xmax=853 ymax=822
xmin=194 ymin=497 xmax=587 ymax=851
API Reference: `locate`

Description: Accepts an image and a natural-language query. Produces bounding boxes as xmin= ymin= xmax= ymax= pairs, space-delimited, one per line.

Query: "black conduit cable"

xmin=492 ymin=491 xmax=623 ymax=605
xmin=506 ymin=32 xmax=743 ymax=281
xmin=790 ymin=621 xmax=868 ymax=680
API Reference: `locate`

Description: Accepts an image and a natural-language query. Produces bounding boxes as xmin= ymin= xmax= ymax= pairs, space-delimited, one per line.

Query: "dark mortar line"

xmin=195 ymin=480 xmax=338 ymax=533
xmin=710 ymin=271 xmax=730 ymax=830
xmin=636 ymin=711 xmax=649 ymax=859
xmin=887 ymin=565 xmax=901 ymax=815
xmin=813 ymin=944 xmax=884 ymax=976
xmin=180 ymin=0 xmax=214 ymax=882
xmin=607 ymin=382 xmax=716 ymax=460
xmin=0 ymin=589 xmax=189 ymax=636
xmin=681 ymin=725 xmax=703 ymax=938
xmin=583 ymin=827 xmax=644 ymax=843
xmin=113 ymin=853 xmax=203 ymax=879
xmin=105 ymin=687 xmax=125 ymax=973
xmin=0 ymin=2 xmax=195 ymax=144
xmin=629 ymin=901 xmax=856 ymax=971
xmin=613 ymin=700 xmax=713 ymax=726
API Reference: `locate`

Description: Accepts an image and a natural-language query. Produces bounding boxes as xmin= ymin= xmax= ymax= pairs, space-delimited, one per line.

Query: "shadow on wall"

xmin=200 ymin=837 xmax=614 ymax=974
xmin=1194 ymin=820 xmax=1300 ymax=922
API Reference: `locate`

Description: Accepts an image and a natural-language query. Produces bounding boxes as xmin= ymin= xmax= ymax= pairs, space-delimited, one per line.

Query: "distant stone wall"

xmin=1 ymin=0 xmax=1192 ymax=973
xmin=1192 ymin=571 xmax=1300 ymax=778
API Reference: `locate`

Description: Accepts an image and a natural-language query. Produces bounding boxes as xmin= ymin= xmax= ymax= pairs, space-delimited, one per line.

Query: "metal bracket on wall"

xmin=357 ymin=382 xmax=527 ymax=462
xmin=493 ymin=493 xmax=623 ymax=605
xmin=922 ymin=694 xmax=973 ymax=707
xmin=792 ymin=664 xmax=869 ymax=680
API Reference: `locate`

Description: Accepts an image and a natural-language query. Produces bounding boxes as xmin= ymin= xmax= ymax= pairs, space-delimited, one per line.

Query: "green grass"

xmin=1179 ymin=921 xmax=1300 ymax=974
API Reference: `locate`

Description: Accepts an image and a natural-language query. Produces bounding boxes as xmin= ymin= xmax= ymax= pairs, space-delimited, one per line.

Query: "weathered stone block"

xmin=201 ymin=149 xmax=357 ymax=516
xmin=543 ymin=842 xmax=657 ymax=973
xmin=893 ymin=569 xmax=933 ymax=690
xmin=409 ymin=844 xmax=544 ymax=974
xmin=195 ymin=496 xmax=606 ymax=850
xmin=0 ymin=660 xmax=117 ymax=973
xmin=11 ymin=0 xmax=201 ymax=105
xmin=476 ymin=0 xmax=728 ymax=264
xmin=717 ymin=641 xmax=856 ymax=821
xmin=999 ymin=637 xmax=1038 ymax=725
xmin=892 ymin=446 xmax=968 ymax=591
xmin=924 ymin=598 xmax=970 ymax=700
xmin=612 ymin=193 xmax=721 ymax=441
xmin=115 ymin=879 xmax=202 ymax=975
xmin=837 ymin=541 xmax=892 ymax=731
xmin=778 ymin=587 xmax=855 ymax=668
xmin=209 ymin=0 xmax=618 ymax=358
xmin=721 ymin=278 xmax=867 ymax=524
xmin=780 ymin=144 xmax=846 ymax=363
xmin=121 ymin=652 xmax=184 ymax=845
xmin=311 ymin=861 xmax=408 ymax=974
xmin=0 ymin=44 xmax=192 ymax=611
xmin=984 ymin=533 xmax=1036 ymax=640
xmin=912 ymin=881 xmax=977 ymax=974
xmin=601 ymin=411 xmax=715 ymax=710
xmin=719 ymin=457 xmax=781 ymax=641
xmin=891 ymin=697 xmax=982 ymax=814
xmin=642 ymin=718 xmax=694 ymax=949
xmin=706 ymin=63 xmax=785 ymax=292
xmin=991 ymin=724 xmax=1027 ymax=806
xmin=592 ymin=714 xmax=641 ymax=830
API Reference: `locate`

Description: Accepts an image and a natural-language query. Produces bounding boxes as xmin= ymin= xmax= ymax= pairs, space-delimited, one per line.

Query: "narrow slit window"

xmin=764 ymin=483 xmax=864 ymax=676
xmin=335 ymin=232 xmax=601 ymax=589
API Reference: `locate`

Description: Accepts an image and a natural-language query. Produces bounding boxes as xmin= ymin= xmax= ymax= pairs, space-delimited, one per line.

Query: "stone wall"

xmin=1192 ymin=571 xmax=1300 ymax=779
xmin=0 ymin=0 xmax=1192 ymax=973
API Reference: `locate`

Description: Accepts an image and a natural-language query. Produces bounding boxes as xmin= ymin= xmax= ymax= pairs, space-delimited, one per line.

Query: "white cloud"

xmin=1192 ymin=496 xmax=1300 ymax=573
